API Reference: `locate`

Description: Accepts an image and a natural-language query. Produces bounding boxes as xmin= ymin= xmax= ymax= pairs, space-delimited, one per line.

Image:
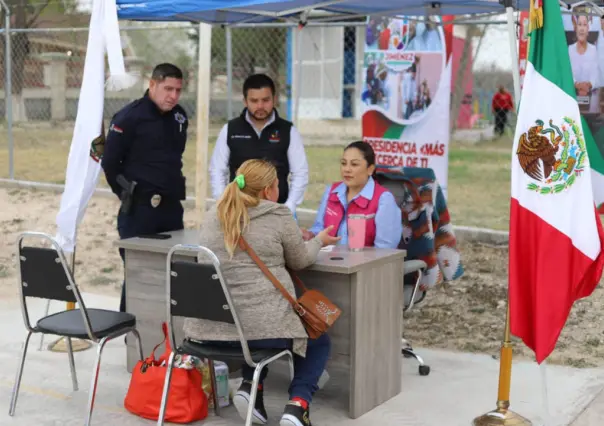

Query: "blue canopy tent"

xmin=114 ymin=0 xmax=534 ymax=218
xmin=115 ymin=0 xmax=531 ymax=24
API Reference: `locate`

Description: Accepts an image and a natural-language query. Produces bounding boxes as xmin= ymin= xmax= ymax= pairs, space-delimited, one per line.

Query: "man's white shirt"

xmin=209 ymin=111 xmax=309 ymax=213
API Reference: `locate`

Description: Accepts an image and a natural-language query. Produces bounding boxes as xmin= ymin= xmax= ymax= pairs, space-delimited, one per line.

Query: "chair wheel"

xmin=418 ymin=365 xmax=430 ymax=376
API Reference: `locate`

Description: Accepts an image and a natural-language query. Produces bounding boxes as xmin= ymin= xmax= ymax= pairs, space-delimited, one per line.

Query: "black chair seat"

xmin=180 ymin=339 xmax=286 ymax=364
xmin=36 ymin=308 xmax=136 ymax=339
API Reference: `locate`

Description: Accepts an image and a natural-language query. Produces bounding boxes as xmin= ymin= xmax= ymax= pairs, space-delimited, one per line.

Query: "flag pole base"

xmin=48 ymin=337 xmax=92 ymax=353
xmin=472 ymin=402 xmax=532 ymax=426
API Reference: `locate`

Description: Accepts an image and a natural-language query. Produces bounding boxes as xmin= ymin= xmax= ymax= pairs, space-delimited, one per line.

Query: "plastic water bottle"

xmin=214 ymin=361 xmax=230 ymax=408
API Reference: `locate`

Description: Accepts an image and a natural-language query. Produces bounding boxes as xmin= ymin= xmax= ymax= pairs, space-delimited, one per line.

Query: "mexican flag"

xmin=589 ymin=128 xmax=604 ymax=215
xmin=509 ymin=0 xmax=604 ymax=363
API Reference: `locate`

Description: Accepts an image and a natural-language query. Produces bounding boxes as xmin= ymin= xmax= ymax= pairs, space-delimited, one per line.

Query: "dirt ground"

xmin=2 ymin=187 xmax=604 ymax=368
xmin=0 ymin=125 xmax=513 ymax=230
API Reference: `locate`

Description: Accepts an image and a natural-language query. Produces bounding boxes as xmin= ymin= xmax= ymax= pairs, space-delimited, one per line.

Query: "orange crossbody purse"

xmin=238 ymin=237 xmax=342 ymax=339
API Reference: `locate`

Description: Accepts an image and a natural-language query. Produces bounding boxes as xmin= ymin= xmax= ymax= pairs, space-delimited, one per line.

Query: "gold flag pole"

xmin=48 ymin=243 xmax=92 ymax=353
xmin=472 ymin=305 xmax=531 ymax=426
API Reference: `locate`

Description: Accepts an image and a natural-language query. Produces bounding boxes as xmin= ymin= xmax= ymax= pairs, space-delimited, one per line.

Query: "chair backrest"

xmin=375 ymin=168 xmax=430 ymax=251
xmin=169 ymin=261 xmax=235 ymax=324
xmin=16 ymin=232 xmax=95 ymax=340
xmin=19 ymin=246 xmax=77 ymax=303
xmin=374 ymin=174 xmax=412 ymax=212
xmin=377 ymin=167 xmax=464 ymax=288
xmin=166 ymin=244 xmax=253 ymax=363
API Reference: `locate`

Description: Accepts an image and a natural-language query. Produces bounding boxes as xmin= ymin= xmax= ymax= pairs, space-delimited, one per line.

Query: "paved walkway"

xmin=1 ymin=293 xmax=603 ymax=425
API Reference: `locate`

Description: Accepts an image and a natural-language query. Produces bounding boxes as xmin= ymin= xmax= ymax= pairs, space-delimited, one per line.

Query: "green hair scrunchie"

xmin=234 ymin=174 xmax=246 ymax=189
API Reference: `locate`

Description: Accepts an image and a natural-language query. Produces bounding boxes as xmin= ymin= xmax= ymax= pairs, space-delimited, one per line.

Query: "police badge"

xmin=174 ymin=112 xmax=186 ymax=132
xmin=150 ymin=194 xmax=162 ymax=208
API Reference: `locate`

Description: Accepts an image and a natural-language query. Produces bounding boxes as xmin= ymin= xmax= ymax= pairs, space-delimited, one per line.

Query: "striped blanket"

xmin=376 ymin=166 xmax=464 ymax=289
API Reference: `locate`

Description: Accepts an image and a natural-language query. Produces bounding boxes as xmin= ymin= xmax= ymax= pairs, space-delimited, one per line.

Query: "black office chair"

xmin=157 ymin=243 xmax=295 ymax=426
xmin=8 ymin=231 xmax=144 ymax=426
xmin=402 ymin=259 xmax=430 ymax=376
xmin=375 ymin=172 xmax=431 ymax=376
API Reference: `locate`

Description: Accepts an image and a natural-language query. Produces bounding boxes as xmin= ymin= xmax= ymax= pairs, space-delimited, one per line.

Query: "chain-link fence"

xmin=0 ymin=16 xmax=518 ymax=228
xmin=0 ymin=19 xmax=517 ymax=132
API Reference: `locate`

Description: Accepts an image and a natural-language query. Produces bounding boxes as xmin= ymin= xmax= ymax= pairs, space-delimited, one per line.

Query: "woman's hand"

xmin=301 ymin=228 xmax=315 ymax=241
xmin=316 ymin=225 xmax=342 ymax=247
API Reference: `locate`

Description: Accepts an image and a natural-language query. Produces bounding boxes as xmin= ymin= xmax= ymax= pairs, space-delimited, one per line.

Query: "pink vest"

xmin=323 ymin=181 xmax=388 ymax=247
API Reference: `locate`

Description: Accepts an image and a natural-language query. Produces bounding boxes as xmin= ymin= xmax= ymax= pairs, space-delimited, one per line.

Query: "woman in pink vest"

xmin=303 ymin=141 xmax=403 ymax=248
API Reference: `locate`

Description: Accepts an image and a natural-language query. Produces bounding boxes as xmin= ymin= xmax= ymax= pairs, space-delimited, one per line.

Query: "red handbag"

xmin=124 ymin=323 xmax=208 ymax=423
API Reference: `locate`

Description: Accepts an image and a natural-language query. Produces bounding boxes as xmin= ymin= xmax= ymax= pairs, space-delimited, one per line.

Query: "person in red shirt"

xmin=491 ymin=86 xmax=514 ymax=137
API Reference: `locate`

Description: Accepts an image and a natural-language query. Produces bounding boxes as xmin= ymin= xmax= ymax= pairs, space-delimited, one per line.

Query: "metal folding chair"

xmin=157 ymin=244 xmax=294 ymax=426
xmin=8 ymin=231 xmax=144 ymax=426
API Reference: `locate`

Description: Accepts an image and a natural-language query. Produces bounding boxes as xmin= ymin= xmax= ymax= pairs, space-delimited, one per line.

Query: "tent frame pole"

xmin=506 ymin=5 xmax=521 ymax=110
xmin=195 ymin=23 xmax=212 ymax=226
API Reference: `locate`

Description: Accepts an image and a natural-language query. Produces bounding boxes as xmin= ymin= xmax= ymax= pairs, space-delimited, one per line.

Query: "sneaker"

xmin=280 ymin=400 xmax=312 ymax=426
xmin=233 ymin=380 xmax=268 ymax=424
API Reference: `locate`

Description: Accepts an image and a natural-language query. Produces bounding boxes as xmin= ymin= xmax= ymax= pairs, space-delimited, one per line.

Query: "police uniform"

xmin=102 ymin=90 xmax=188 ymax=311
xmin=209 ymin=109 xmax=308 ymax=212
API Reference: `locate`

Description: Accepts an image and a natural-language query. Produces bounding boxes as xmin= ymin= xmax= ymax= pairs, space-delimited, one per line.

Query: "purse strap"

xmin=238 ymin=237 xmax=307 ymax=316
xmin=288 ymin=268 xmax=308 ymax=292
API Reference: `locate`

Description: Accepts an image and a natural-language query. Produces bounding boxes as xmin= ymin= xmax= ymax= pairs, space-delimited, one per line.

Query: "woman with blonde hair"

xmin=184 ymin=159 xmax=339 ymax=426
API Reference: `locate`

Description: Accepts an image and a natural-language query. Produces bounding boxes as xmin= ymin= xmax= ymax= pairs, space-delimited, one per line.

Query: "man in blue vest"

xmin=209 ymin=74 xmax=309 ymax=214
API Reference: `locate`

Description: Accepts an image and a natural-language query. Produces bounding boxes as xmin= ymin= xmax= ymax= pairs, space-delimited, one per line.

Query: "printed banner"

xmin=563 ymin=5 xmax=604 ymax=211
xmin=362 ymin=16 xmax=453 ymax=196
xmin=562 ymin=7 xmax=604 ymax=139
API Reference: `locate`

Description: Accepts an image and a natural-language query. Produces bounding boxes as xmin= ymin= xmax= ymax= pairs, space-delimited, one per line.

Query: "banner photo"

xmin=562 ymin=6 xmax=604 ymax=211
xmin=362 ymin=16 xmax=453 ymax=196
xmin=562 ymin=8 xmax=604 ymax=133
xmin=519 ymin=7 xmax=604 ymax=211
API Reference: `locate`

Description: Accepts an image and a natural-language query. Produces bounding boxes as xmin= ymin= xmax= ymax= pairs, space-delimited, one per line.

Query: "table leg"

xmin=124 ymin=250 xmax=190 ymax=372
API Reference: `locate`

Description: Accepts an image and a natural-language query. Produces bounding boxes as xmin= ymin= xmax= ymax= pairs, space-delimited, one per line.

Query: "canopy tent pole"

xmin=226 ymin=26 xmax=234 ymax=120
xmin=195 ymin=23 xmax=213 ymax=227
xmin=293 ymin=25 xmax=304 ymax=127
xmin=505 ymin=5 xmax=522 ymax=109
xmin=0 ymin=0 xmax=13 ymax=179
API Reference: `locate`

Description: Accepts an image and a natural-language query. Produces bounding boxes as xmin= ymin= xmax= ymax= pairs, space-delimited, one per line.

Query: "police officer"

xmin=102 ymin=63 xmax=188 ymax=312
xmin=209 ymin=73 xmax=309 ymax=214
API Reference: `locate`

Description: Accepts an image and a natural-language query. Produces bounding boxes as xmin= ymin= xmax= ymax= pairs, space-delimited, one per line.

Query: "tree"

xmin=0 ymin=0 xmax=77 ymax=122
xmin=190 ymin=25 xmax=288 ymax=106
xmin=125 ymin=22 xmax=197 ymax=91
xmin=450 ymin=24 xmax=485 ymax=132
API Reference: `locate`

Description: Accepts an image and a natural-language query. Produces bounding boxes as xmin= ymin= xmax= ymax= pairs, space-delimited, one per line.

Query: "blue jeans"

xmin=213 ymin=333 xmax=331 ymax=403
